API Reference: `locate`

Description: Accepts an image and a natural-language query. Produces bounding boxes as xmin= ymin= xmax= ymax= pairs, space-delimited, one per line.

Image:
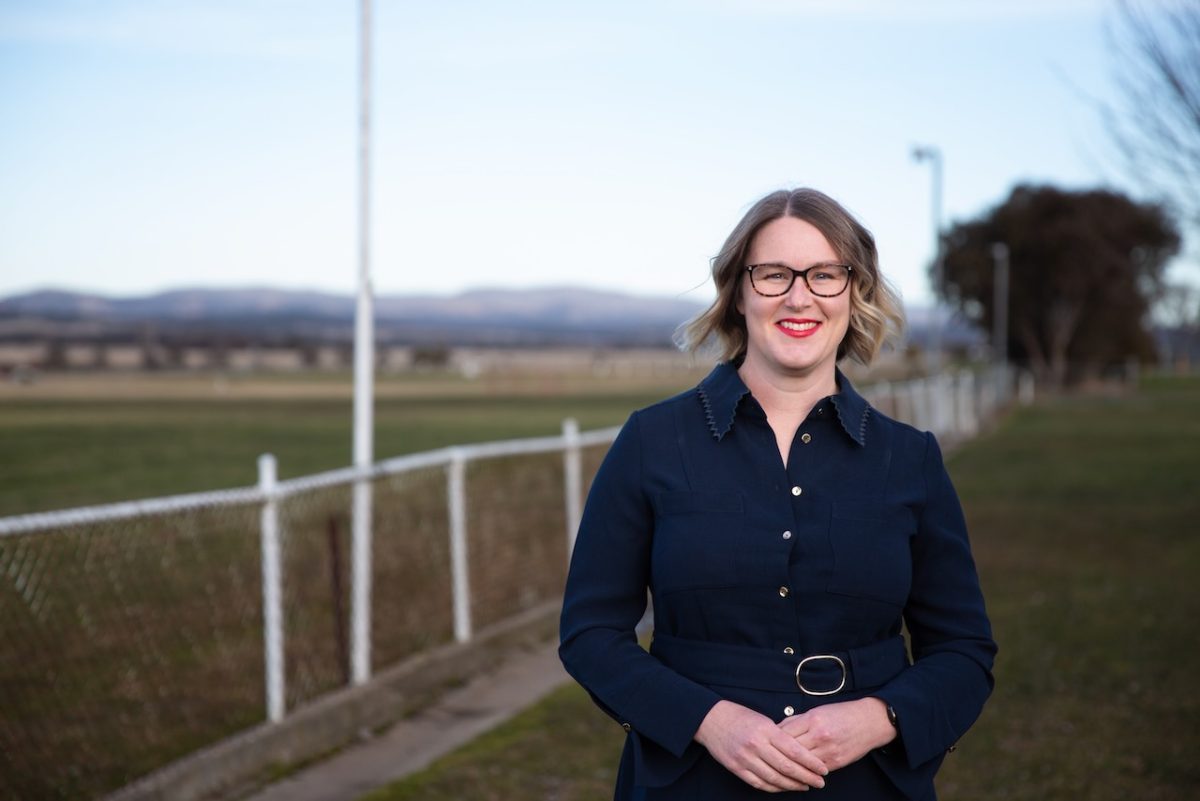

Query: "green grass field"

xmin=0 ymin=369 xmax=703 ymax=800
xmin=364 ymin=374 xmax=1200 ymax=801
xmin=0 ymin=370 xmax=703 ymax=517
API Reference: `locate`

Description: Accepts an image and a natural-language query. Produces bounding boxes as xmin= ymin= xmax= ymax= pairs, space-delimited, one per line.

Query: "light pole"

xmin=351 ymin=0 xmax=375 ymax=686
xmin=990 ymin=242 xmax=1010 ymax=404
xmin=911 ymin=145 xmax=944 ymax=375
xmin=990 ymin=242 xmax=1009 ymax=365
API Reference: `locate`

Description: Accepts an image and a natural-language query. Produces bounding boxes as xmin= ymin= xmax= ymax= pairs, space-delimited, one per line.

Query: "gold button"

xmin=778 ymin=586 xmax=790 ymax=598
xmin=791 ymin=486 xmax=802 ymax=496
xmin=801 ymin=433 xmax=812 ymax=444
xmin=622 ymin=723 xmax=631 ymax=732
xmin=782 ymin=530 xmax=792 ymax=540
xmin=783 ymin=646 xmax=795 ymax=655
xmin=784 ymin=705 xmax=795 ymax=716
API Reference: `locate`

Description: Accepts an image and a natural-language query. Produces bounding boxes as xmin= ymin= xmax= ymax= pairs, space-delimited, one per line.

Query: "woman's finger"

xmin=738 ymin=755 xmax=811 ymax=793
xmin=766 ymin=734 xmax=828 ymax=788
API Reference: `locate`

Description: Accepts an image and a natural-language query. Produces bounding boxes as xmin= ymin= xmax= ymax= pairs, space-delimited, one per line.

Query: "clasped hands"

xmin=693 ymin=697 xmax=895 ymax=793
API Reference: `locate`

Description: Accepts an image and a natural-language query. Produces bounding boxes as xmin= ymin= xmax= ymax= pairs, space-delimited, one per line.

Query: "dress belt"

xmin=650 ymin=633 xmax=909 ymax=696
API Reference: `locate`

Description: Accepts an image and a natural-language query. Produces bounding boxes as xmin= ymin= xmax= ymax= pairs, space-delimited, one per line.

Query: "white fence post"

xmin=1019 ymin=370 xmax=1036 ymax=405
xmin=878 ymin=381 xmax=894 ymax=419
xmin=350 ymin=477 xmax=372 ymax=685
xmin=910 ymin=378 xmax=928 ymax=432
xmin=563 ymin=418 xmax=582 ymax=558
xmin=936 ymin=373 xmax=953 ymax=435
xmin=447 ymin=448 xmax=472 ymax=643
xmin=257 ymin=454 xmax=285 ymax=724
xmin=894 ymin=380 xmax=912 ymax=424
xmin=980 ymin=366 xmax=997 ymax=420
xmin=958 ymin=370 xmax=978 ymax=437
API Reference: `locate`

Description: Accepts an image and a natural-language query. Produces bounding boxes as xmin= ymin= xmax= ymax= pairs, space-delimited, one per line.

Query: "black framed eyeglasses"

xmin=745 ymin=263 xmax=853 ymax=298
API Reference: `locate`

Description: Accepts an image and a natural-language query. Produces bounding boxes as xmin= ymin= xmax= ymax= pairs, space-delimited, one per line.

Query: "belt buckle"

xmin=795 ymin=654 xmax=847 ymax=696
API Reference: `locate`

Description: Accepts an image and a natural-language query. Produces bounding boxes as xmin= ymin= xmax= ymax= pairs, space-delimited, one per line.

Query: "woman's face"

xmin=736 ymin=216 xmax=851 ymax=383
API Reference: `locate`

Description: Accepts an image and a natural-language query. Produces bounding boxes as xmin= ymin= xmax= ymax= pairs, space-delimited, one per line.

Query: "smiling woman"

xmin=560 ymin=187 xmax=996 ymax=800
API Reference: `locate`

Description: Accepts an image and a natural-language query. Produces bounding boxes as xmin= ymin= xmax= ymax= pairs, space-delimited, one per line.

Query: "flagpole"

xmin=351 ymin=0 xmax=374 ymax=686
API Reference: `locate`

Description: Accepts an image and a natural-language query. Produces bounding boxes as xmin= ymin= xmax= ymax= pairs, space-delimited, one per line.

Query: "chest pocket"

xmin=652 ymin=491 xmax=744 ymax=593
xmin=826 ymin=502 xmax=913 ymax=606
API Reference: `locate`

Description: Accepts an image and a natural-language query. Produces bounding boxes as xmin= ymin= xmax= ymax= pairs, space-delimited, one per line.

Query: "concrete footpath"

xmin=242 ymin=640 xmax=571 ymax=801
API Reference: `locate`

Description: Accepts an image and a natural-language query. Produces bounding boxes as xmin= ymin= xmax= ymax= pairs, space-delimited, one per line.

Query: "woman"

xmin=559 ymin=188 xmax=996 ymax=800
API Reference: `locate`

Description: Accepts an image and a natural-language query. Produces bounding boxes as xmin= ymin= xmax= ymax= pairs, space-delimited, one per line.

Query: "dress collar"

xmin=696 ymin=362 xmax=870 ymax=447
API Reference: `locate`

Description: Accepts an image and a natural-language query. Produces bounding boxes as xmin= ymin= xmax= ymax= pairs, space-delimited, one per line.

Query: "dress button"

xmin=622 ymin=723 xmax=632 ymax=732
xmin=801 ymin=433 xmax=812 ymax=444
xmin=783 ymin=646 xmax=795 ymax=655
xmin=791 ymin=486 xmax=802 ymax=496
xmin=784 ymin=705 xmax=795 ymax=716
xmin=778 ymin=586 xmax=790 ymax=598
xmin=782 ymin=530 xmax=792 ymax=540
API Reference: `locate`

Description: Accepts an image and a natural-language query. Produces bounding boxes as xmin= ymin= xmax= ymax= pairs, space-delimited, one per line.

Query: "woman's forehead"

xmin=747 ymin=217 xmax=838 ymax=264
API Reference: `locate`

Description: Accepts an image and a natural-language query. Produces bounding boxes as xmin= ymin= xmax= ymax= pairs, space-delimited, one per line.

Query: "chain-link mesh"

xmin=0 ymin=371 xmax=1026 ymax=799
xmin=0 ymin=435 xmax=617 ymax=800
xmin=580 ymin=441 xmax=611 ymax=503
xmin=372 ymin=464 xmax=455 ymax=669
xmin=277 ymin=482 xmax=355 ymax=709
xmin=466 ymin=451 xmax=568 ymax=632
xmin=0 ymin=503 xmax=264 ymax=801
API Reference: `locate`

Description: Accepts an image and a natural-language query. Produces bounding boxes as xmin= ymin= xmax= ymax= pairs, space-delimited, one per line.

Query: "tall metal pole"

xmin=351 ymin=0 xmax=375 ymax=686
xmin=912 ymin=145 xmax=944 ymax=375
xmin=990 ymin=242 xmax=1010 ymax=405
xmin=990 ymin=242 xmax=1009 ymax=365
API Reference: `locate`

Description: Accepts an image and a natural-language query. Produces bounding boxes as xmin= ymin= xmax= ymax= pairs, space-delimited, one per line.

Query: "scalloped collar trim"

xmin=695 ymin=363 xmax=870 ymax=447
xmin=696 ymin=362 xmax=750 ymax=440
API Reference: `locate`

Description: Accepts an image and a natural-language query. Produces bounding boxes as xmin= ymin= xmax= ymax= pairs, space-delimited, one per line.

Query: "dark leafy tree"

xmin=941 ymin=184 xmax=1180 ymax=387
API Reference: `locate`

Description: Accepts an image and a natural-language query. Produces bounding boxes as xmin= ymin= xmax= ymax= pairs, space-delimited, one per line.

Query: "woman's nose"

xmin=784 ymin=274 xmax=814 ymax=308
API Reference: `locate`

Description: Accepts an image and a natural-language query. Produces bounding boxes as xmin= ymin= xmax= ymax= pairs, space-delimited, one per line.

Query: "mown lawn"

xmin=0 ymin=371 xmax=698 ymax=516
xmin=363 ymin=374 xmax=1200 ymax=801
xmin=0 ymin=370 xmax=701 ymax=800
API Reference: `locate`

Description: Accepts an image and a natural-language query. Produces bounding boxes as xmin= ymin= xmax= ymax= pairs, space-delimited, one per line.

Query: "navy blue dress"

xmin=559 ymin=363 xmax=996 ymax=800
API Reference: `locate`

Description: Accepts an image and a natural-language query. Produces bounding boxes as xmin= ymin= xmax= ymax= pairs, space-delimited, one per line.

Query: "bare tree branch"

xmin=1106 ymin=0 xmax=1200 ymax=228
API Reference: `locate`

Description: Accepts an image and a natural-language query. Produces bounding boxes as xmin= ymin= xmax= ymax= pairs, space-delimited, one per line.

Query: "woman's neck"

xmin=737 ymin=358 xmax=838 ymax=423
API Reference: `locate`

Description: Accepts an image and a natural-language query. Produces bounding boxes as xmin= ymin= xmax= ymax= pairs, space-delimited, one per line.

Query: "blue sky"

xmin=0 ymin=0 xmax=1181 ymax=307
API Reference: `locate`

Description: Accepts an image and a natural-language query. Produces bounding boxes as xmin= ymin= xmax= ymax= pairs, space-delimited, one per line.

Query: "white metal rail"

xmin=0 ymin=366 xmax=1025 ymax=740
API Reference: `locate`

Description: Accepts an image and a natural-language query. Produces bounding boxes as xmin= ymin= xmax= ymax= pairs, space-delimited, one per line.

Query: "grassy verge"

xmin=364 ymin=374 xmax=1200 ymax=801
xmin=359 ymin=683 xmax=624 ymax=801
xmin=0 ymin=371 xmax=701 ymax=516
xmin=0 ymin=371 xmax=699 ymax=799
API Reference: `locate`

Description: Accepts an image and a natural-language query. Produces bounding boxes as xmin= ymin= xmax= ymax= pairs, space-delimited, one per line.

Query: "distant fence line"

xmin=0 ymin=341 xmax=704 ymax=377
xmin=0 ymin=365 xmax=1025 ymax=800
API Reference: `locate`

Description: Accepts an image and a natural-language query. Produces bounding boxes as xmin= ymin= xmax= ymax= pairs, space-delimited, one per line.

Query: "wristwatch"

xmin=886 ymin=704 xmax=900 ymax=730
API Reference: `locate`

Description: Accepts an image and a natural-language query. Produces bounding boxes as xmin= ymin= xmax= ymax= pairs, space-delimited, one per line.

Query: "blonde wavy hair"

xmin=678 ymin=188 xmax=905 ymax=365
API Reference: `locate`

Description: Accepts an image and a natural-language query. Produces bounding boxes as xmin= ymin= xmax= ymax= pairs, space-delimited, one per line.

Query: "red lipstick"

xmin=776 ymin=319 xmax=821 ymax=338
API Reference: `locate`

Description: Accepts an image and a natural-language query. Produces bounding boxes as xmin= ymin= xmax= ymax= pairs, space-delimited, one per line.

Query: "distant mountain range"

xmin=0 ymin=286 xmax=987 ymax=349
xmin=0 ymin=286 xmax=711 ymax=347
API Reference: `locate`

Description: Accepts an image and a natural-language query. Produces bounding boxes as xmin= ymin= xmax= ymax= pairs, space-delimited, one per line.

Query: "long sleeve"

xmin=873 ymin=432 xmax=997 ymax=772
xmin=558 ymin=412 xmax=722 ymax=781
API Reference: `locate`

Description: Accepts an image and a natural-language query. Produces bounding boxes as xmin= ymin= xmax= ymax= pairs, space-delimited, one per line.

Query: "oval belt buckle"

xmin=795 ymin=654 xmax=847 ymax=696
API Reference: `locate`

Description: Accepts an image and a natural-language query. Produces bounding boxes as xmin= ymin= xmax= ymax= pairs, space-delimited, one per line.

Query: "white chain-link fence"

xmin=0 ymin=367 xmax=1023 ymax=800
